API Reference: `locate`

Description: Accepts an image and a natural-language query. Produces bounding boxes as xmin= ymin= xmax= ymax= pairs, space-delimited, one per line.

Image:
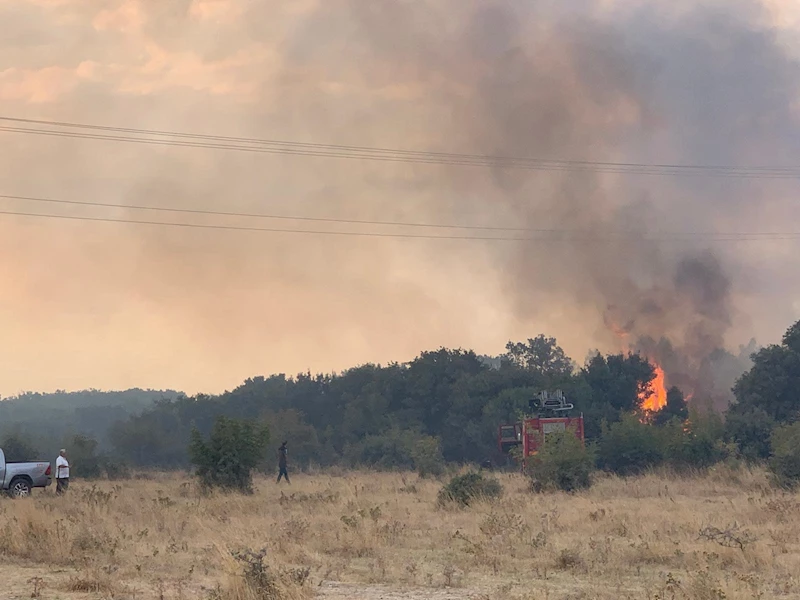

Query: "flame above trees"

xmin=607 ymin=317 xmax=669 ymax=413
xmin=640 ymin=364 xmax=668 ymax=412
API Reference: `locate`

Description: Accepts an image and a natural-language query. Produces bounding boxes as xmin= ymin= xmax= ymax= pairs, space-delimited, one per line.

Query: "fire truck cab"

xmin=498 ymin=423 xmax=522 ymax=454
xmin=497 ymin=390 xmax=584 ymax=463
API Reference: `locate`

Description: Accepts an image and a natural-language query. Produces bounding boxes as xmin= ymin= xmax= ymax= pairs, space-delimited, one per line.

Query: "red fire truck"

xmin=497 ymin=390 xmax=584 ymax=465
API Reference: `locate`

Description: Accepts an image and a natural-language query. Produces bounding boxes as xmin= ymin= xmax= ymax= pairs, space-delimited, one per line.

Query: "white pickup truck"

xmin=0 ymin=448 xmax=52 ymax=497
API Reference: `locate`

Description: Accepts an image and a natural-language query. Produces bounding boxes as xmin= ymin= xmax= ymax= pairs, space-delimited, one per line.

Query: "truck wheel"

xmin=9 ymin=478 xmax=32 ymax=498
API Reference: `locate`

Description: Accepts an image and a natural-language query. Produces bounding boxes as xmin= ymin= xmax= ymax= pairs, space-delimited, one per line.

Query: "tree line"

xmin=2 ymin=321 xmax=799 ymax=480
xmin=105 ymin=336 xmax=664 ymax=471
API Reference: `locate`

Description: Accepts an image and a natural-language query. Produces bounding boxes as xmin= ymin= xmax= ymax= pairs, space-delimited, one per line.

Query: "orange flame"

xmin=640 ymin=365 xmax=667 ymax=412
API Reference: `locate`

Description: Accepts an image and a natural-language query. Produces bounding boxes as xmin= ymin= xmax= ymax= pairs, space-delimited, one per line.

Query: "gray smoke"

xmin=308 ymin=0 xmax=800 ymax=406
xmin=0 ymin=0 xmax=798 ymax=397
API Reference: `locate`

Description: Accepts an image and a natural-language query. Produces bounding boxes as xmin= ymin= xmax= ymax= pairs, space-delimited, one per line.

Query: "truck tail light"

xmin=45 ymin=465 xmax=51 ymax=476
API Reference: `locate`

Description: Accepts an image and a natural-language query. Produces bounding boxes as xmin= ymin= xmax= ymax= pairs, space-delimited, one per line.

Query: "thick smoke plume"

xmin=327 ymin=0 xmax=800 ymax=407
xmin=0 ymin=0 xmax=798 ymax=398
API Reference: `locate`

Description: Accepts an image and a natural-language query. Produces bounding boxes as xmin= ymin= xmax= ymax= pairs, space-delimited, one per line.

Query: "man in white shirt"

xmin=55 ymin=449 xmax=70 ymax=495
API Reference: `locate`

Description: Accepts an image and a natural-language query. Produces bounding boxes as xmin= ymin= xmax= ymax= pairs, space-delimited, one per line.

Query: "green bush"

xmin=596 ymin=409 xmax=729 ymax=476
xmin=0 ymin=433 xmax=41 ymax=462
xmin=769 ymin=422 xmax=800 ymax=489
xmin=724 ymin=407 xmax=776 ymax=461
xmin=189 ymin=416 xmax=270 ymax=493
xmin=410 ymin=435 xmax=446 ymax=478
xmin=343 ymin=430 xmax=414 ymax=470
xmin=597 ymin=414 xmax=664 ymax=475
xmin=528 ymin=430 xmax=594 ymax=492
xmin=343 ymin=428 xmax=445 ymax=477
xmin=437 ymin=471 xmax=503 ymax=507
xmin=663 ymin=410 xmax=728 ymax=470
xmin=67 ymin=434 xmax=103 ymax=479
xmin=102 ymin=457 xmax=132 ymax=481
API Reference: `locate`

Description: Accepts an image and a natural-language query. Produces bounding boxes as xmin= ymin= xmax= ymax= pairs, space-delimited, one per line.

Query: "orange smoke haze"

xmin=1 ymin=0 xmax=800 ymax=396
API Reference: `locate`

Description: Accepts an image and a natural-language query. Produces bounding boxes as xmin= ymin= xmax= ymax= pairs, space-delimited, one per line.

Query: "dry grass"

xmin=0 ymin=466 xmax=799 ymax=599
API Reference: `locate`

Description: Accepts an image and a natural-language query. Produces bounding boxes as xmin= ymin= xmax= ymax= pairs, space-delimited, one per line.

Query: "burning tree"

xmin=638 ymin=364 xmax=668 ymax=412
xmin=652 ymin=387 xmax=689 ymax=426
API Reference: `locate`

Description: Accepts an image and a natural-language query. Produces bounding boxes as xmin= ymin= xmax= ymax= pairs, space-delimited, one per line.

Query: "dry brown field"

xmin=1 ymin=467 xmax=798 ymax=600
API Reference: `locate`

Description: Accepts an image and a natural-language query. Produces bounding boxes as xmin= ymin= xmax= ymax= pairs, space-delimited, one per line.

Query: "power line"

xmin=3 ymin=124 xmax=702 ymax=174
xmin=0 ymin=207 xmax=798 ymax=242
xmin=0 ymin=209 xmax=584 ymax=240
xmin=0 ymin=193 xmax=535 ymax=232
xmin=3 ymin=115 xmax=796 ymax=173
xmin=3 ymin=123 xmax=797 ymax=179
xmin=1 ymin=193 xmax=796 ymax=237
xmin=2 ymin=116 xmax=800 ymax=179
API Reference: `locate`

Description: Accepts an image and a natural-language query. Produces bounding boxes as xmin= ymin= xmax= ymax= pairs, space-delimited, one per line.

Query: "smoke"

xmin=0 ymin=0 xmax=799 ymax=397
xmin=311 ymin=0 xmax=799 ymax=406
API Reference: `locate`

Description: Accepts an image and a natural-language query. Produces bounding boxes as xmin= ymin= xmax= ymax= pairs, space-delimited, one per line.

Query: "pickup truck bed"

xmin=0 ymin=448 xmax=52 ymax=497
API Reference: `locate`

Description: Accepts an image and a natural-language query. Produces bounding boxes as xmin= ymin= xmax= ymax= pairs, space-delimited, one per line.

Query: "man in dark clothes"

xmin=277 ymin=441 xmax=290 ymax=484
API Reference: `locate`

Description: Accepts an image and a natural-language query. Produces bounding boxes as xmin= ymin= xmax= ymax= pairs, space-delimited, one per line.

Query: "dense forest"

xmin=0 ymin=389 xmax=178 ymax=458
xmin=2 ymin=321 xmax=798 ymax=476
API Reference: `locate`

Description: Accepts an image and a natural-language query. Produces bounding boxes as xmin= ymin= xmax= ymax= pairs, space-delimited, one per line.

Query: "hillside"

xmin=0 ymin=388 xmax=180 ymax=451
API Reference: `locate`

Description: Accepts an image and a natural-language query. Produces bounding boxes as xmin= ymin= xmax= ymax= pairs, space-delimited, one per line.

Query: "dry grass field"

xmin=1 ymin=467 xmax=799 ymax=600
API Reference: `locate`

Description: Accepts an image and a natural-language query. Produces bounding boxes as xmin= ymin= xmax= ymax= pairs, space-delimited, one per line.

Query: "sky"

xmin=1 ymin=0 xmax=799 ymax=396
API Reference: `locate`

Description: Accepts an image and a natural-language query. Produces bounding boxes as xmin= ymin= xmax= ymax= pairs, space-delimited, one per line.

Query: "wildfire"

xmin=640 ymin=364 xmax=668 ymax=412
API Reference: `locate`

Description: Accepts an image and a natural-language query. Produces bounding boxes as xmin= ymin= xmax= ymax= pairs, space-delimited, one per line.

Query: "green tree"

xmin=0 ymin=389 xmax=178 ymax=456
xmin=769 ymin=421 xmax=800 ymax=489
xmin=189 ymin=416 xmax=270 ymax=493
xmin=724 ymin=407 xmax=775 ymax=461
xmin=109 ymin=398 xmax=194 ymax=468
xmin=653 ymin=387 xmax=689 ymax=426
xmin=582 ymin=353 xmax=655 ymax=414
xmin=529 ymin=430 xmax=594 ymax=492
xmin=504 ymin=335 xmax=574 ymax=378
xmin=0 ymin=433 xmax=40 ymax=462
xmin=67 ymin=434 xmax=103 ymax=479
xmin=731 ymin=319 xmax=800 ymax=423
xmin=578 ymin=352 xmax=656 ymax=440
xmin=402 ymin=348 xmax=485 ymax=438
xmin=85 ymin=337 xmax=756 ymax=474
xmin=261 ymin=409 xmax=322 ymax=468
xmin=340 ymin=389 xmax=390 ymax=442
xmin=343 ymin=428 xmax=443 ymax=476
xmin=410 ymin=435 xmax=446 ymax=478
xmin=662 ymin=409 xmax=727 ymax=469
xmin=597 ymin=414 xmax=664 ymax=475
xmin=783 ymin=319 xmax=800 ymax=352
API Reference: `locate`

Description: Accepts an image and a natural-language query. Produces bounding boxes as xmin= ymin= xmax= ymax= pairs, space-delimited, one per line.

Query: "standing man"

xmin=277 ymin=441 xmax=290 ymax=484
xmin=55 ymin=449 xmax=70 ymax=495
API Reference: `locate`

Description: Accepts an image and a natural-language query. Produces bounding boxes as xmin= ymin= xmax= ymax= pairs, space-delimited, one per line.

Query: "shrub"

xmin=213 ymin=548 xmax=311 ymax=600
xmin=344 ymin=428 xmax=445 ymax=477
xmin=437 ymin=472 xmax=503 ymax=507
xmin=597 ymin=414 xmax=664 ymax=475
xmin=68 ymin=435 xmax=103 ymax=479
xmin=663 ymin=409 xmax=728 ymax=470
xmin=528 ymin=430 xmax=594 ymax=492
xmin=343 ymin=430 xmax=414 ymax=470
xmin=410 ymin=436 xmax=446 ymax=478
xmin=189 ymin=416 xmax=270 ymax=493
xmin=666 ymin=433 xmax=730 ymax=470
xmin=724 ymin=407 xmax=776 ymax=461
xmin=769 ymin=422 xmax=800 ymax=489
xmin=0 ymin=433 xmax=40 ymax=462
xmin=102 ymin=457 xmax=132 ymax=481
